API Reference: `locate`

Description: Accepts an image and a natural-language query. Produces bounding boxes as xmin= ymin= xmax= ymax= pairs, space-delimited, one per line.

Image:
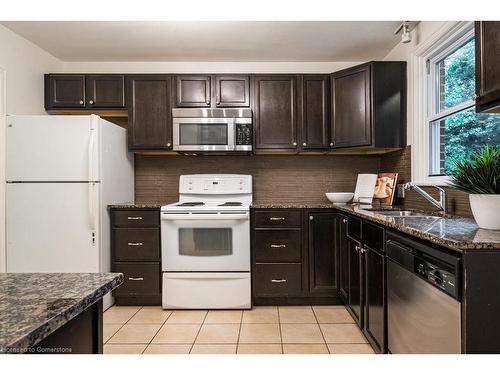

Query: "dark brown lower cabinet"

xmin=337 ymin=215 xmax=349 ymax=303
xmin=347 ymin=238 xmax=363 ymax=326
xmin=252 ymin=208 xmax=340 ymax=305
xmin=111 ymin=208 xmax=161 ymax=305
xmin=307 ymin=212 xmax=337 ymax=296
xmin=364 ymin=245 xmax=386 ymax=353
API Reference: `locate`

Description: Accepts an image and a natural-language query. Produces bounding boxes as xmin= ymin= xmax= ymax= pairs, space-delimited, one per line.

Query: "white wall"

xmin=60 ymin=61 xmax=358 ymax=74
xmin=382 ymin=21 xmax=448 ymax=146
xmin=0 ymin=25 xmax=62 ymax=272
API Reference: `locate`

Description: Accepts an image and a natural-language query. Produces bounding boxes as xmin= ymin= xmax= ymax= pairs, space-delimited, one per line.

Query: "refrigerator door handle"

xmin=89 ymin=182 xmax=97 ymax=233
xmin=88 ymin=125 xmax=96 ymax=182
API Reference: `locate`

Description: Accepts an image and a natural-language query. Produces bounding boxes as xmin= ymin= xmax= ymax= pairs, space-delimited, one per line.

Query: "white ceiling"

xmin=1 ymin=21 xmax=402 ymax=62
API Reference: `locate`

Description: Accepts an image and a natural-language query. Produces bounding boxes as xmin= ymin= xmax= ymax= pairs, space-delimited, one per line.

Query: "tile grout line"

xmin=235 ymin=309 xmax=244 ymax=354
xmin=141 ymin=308 xmax=173 ymax=354
xmin=311 ymin=305 xmax=330 ymax=353
xmin=277 ymin=306 xmax=284 ymax=354
xmin=189 ymin=310 xmax=209 ymax=354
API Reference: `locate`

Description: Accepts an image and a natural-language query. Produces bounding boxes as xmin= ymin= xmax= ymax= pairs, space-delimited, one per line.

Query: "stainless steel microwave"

xmin=172 ymin=108 xmax=253 ymax=153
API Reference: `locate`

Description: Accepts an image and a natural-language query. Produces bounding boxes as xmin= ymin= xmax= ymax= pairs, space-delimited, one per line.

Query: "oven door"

xmin=173 ymin=118 xmax=235 ymax=152
xmin=161 ymin=211 xmax=250 ymax=272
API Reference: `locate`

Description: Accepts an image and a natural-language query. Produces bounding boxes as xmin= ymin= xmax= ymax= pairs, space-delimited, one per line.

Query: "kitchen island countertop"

xmin=0 ymin=273 xmax=123 ymax=353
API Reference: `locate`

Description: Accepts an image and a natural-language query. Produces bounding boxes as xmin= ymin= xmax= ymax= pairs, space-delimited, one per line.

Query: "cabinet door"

xmin=253 ymin=75 xmax=298 ymax=150
xmin=331 ymin=65 xmax=371 ymax=148
xmin=347 ymin=238 xmax=362 ymax=327
xmin=337 ymin=215 xmax=349 ymax=303
xmin=300 ymin=75 xmax=330 ymax=150
xmin=364 ymin=246 xmax=386 ymax=353
xmin=475 ymin=21 xmax=500 ymax=111
xmin=308 ymin=212 xmax=336 ymax=296
xmin=45 ymin=74 xmax=85 ymax=109
xmin=176 ymin=75 xmax=211 ymax=107
xmin=215 ymin=75 xmax=250 ymax=107
xmin=126 ymin=75 xmax=172 ymax=150
xmin=85 ymin=75 xmax=125 ymax=108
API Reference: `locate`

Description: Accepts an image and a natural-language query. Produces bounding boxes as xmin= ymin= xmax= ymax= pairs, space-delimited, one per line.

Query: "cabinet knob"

xmin=309 ymin=215 xmax=314 ymax=221
xmin=167 ymin=142 xmax=171 ymax=147
xmin=293 ymin=142 xmax=297 ymax=146
xmin=205 ymin=99 xmax=210 ymax=105
xmin=79 ymin=100 xmax=84 ymax=105
xmin=88 ymin=100 xmax=94 ymax=105
xmin=330 ymin=142 xmax=334 ymax=147
xmin=342 ymin=218 xmax=347 ymax=224
xmin=303 ymin=142 xmax=307 ymax=146
xmin=355 ymin=245 xmax=360 ymax=252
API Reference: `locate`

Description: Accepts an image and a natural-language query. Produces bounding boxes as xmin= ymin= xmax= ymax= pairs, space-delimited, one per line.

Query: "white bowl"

xmin=325 ymin=192 xmax=354 ymax=204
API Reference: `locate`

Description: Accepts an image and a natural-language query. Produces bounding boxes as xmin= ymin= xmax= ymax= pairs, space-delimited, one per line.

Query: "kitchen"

xmin=1 ymin=2 xmax=500 ymax=372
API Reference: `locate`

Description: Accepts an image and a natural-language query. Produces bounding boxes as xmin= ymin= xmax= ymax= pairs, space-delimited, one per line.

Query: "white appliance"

xmin=161 ymin=174 xmax=252 ymax=309
xmin=5 ymin=115 xmax=134 ymax=308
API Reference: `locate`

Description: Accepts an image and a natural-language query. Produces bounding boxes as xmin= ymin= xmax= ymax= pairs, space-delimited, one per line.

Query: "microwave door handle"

xmin=228 ymin=118 xmax=236 ymax=150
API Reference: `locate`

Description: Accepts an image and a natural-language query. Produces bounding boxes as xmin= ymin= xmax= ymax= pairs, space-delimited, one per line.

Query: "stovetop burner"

xmin=218 ymin=202 xmax=243 ymax=207
xmin=177 ymin=202 xmax=205 ymax=207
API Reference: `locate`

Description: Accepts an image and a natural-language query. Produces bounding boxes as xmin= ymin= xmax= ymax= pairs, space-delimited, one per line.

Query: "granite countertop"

xmin=0 ymin=273 xmax=123 ymax=353
xmin=108 ymin=202 xmax=165 ymax=209
xmin=251 ymin=201 xmax=500 ymax=251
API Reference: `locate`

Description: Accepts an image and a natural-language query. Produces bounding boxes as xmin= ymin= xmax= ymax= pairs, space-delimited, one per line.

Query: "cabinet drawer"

xmin=254 ymin=210 xmax=301 ymax=228
xmin=253 ymin=263 xmax=302 ymax=297
xmin=113 ymin=262 xmax=160 ymax=296
xmin=113 ymin=210 xmax=159 ymax=228
xmin=114 ymin=228 xmax=160 ymax=261
xmin=254 ymin=229 xmax=301 ymax=262
xmin=347 ymin=215 xmax=362 ymax=241
xmin=362 ymin=220 xmax=384 ymax=252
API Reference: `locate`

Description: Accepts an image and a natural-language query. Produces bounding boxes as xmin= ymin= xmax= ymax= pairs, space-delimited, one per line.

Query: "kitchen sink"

xmin=363 ymin=208 xmax=443 ymax=220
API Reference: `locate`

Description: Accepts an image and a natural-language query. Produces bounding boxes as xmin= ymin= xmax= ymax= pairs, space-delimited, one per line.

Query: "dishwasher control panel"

xmin=414 ymin=258 xmax=457 ymax=297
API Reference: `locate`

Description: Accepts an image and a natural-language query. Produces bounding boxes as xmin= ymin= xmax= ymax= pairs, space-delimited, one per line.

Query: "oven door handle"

xmin=161 ymin=212 xmax=249 ymax=221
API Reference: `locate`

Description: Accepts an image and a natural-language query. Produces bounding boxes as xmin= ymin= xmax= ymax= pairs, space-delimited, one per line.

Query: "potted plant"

xmin=449 ymin=145 xmax=500 ymax=230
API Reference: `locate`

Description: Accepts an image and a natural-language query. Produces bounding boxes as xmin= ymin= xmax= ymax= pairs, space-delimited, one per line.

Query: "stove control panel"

xmin=180 ymin=174 xmax=252 ymax=195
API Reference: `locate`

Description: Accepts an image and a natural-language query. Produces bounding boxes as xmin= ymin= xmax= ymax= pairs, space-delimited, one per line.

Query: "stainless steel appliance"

xmin=172 ymin=108 xmax=252 ymax=153
xmin=161 ymin=174 xmax=252 ymax=309
xmin=386 ymin=232 xmax=462 ymax=354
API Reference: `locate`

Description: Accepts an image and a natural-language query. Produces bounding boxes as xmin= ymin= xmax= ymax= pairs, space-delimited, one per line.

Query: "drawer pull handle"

xmin=127 ymin=242 xmax=144 ymax=246
xmin=270 ymin=244 xmax=286 ymax=248
xmin=269 ymin=217 xmax=285 ymax=221
xmin=128 ymin=277 xmax=144 ymax=281
xmin=271 ymin=279 xmax=287 ymax=283
xmin=127 ymin=216 xmax=143 ymax=220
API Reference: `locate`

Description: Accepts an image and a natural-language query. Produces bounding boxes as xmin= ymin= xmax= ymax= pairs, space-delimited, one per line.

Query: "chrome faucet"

xmin=403 ymin=182 xmax=446 ymax=212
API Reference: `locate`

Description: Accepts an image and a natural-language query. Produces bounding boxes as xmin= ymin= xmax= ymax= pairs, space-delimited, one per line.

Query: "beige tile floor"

xmin=103 ymin=305 xmax=374 ymax=354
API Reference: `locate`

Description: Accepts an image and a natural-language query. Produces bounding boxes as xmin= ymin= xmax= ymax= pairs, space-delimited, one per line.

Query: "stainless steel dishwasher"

xmin=386 ymin=232 xmax=462 ymax=354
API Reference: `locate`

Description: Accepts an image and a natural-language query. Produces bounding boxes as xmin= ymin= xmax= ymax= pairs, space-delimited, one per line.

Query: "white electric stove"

xmin=160 ymin=174 xmax=252 ymax=309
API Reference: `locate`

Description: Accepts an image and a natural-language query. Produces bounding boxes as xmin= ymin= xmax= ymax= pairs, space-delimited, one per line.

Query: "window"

xmin=425 ymin=25 xmax=500 ymax=179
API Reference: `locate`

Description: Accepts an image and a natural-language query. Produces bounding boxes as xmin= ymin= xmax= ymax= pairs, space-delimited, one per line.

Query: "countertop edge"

xmin=3 ymin=273 xmax=123 ymax=352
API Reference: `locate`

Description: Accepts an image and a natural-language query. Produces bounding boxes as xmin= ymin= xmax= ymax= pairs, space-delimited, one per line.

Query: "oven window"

xmin=178 ymin=228 xmax=233 ymax=256
xmin=179 ymin=124 xmax=228 ymax=145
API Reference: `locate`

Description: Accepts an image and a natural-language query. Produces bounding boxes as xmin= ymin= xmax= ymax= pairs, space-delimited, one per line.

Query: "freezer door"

xmin=6 ymin=182 xmax=100 ymax=273
xmin=6 ymin=115 xmax=99 ymax=182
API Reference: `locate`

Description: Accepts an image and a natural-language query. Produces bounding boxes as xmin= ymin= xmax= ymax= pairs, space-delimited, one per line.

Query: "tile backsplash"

xmin=135 ymin=154 xmax=380 ymax=205
xmin=135 ymin=147 xmax=473 ymax=217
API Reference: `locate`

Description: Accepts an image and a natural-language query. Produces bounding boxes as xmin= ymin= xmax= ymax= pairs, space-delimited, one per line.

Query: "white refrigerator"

xmin=5 ymin=115 xmax=134 ymax=308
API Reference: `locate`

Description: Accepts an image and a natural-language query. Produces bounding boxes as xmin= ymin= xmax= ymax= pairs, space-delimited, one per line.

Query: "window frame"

xmin=411 ymin=21 xmax=474 ymax=185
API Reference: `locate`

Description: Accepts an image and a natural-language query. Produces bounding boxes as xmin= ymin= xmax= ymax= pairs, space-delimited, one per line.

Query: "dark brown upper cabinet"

xmin=307 ymin=211 xmax=337 ymax=297
xmin=45 ymin=74 xmax=125 ymax=110
xmin=253 ymin=75 xmax=298 ymax=151
xmin=45 ymin=74 xmax=86 ymax=109
xmin=85 ymin=75 xmax=125 ymax=108
xmin=126 ymin=75 xmax=173 ymax=150
xmin=214 ymin=75 xmax=250 ymax=107
xmin=331 ymin=61 xmax=406 ymax=149
xmin=475 ymin=21 xmax=500 ymax=112
xmin=300 ymin=75 xmax=330 ymax=151
xmin=176 ymin=75 xmax=211 ymax=107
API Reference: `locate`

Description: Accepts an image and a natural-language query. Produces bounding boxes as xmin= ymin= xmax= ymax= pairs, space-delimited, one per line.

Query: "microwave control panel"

xmin=236 ymin=124 xmax=253 ymax=146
